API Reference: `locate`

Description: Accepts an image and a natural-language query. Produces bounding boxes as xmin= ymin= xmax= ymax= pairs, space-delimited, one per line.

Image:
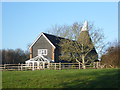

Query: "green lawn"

xmin=2 ymin=69 xmax=120 ymax=88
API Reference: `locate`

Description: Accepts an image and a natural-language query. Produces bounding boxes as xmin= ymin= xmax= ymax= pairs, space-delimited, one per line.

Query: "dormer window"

xmin=38 ymin=49 xmax=47 ymax=56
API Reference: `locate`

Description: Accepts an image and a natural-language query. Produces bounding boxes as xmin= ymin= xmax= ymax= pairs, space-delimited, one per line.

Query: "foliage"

xmin=101 ymin=41 xmax=120 ymax=68
xmin=59 ymin=39 xmax=93 ymax=61
xmin=0 ymin=48 xmax=29 ymax=64
xmin=59 ymin=39 xmax=98 ymax=69
xmin=2 ymin=69 xmax=120 ymax=88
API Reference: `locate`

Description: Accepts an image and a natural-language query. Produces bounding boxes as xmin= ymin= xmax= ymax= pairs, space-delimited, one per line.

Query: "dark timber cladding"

xmin=29 ymin=32 xmax=65 ymax=62
xmin=29 ymin=21 xmax=98 ymax=62
xmin=32 ymin=35 xmax=53 ymax=60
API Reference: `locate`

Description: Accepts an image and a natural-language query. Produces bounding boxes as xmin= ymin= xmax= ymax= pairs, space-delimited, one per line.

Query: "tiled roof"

xmin=43 ymin=33 xmax=67 ymax=47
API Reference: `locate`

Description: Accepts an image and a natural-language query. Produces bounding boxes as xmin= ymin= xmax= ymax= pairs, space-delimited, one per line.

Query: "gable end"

xmin=29 ymin=32 xmax=56 ymax=49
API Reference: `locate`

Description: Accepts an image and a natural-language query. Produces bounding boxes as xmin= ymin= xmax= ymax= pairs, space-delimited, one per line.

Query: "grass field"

xmin=2 ymin=69 xmax=120 ymax=88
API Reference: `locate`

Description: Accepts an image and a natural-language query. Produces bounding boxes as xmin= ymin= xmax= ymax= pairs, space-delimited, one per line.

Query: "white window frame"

xmin=38 ymin=49 xmax=47 ymax=56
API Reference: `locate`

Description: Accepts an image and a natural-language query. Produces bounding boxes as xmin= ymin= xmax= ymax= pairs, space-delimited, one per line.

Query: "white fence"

xmin=0 ymin=62 xmax=100 ymax=71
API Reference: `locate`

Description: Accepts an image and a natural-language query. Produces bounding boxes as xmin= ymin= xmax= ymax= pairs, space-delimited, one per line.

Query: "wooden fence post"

xmin=43 ymin=62 xmax=45 ymax=70
xmin=55 ymin=63 xmax=56 ymax=70
xmin=4 ymin=64 xmax=6 ymax=70
xmin=79 ymin=62 xmax=80 ymax=69
xmin=18 ymin=64 xmax=19 ymax=71
xmin=49 ymin=63 xmax=51 ymax=70
xmin=25 ymin=64 xmax=27 ymax=71
xmin=93 ymin=62 xmax=95 ymax=68
xmin=47 ymin=63 xmax=50 ymax=69
xmin=33 ymin=62 xmax=35 ymax=71
xmin=96 ymin=62 xmax=99 ymax=69
xmin=98 ymin=62 xmax=100 ymax=68
xmin=59 ymin=62 xmax=61 ymax=70
xmin=21 ymin=64 xmax=23 ymax=71
xmin=50 ymin=63 xmax=52 ymax=70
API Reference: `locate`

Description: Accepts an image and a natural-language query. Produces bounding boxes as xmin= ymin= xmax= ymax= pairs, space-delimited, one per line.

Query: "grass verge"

xmin=2 ymin=68 xmax=120 ymax=88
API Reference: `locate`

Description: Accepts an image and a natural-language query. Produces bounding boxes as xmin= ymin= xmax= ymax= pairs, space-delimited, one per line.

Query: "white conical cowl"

xmin=81 ymin=21 xmax=88 ymax=31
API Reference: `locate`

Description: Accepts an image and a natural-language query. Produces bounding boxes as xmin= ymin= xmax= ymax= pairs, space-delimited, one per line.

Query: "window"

xmin=38 ymin=49 xmax=47 ymax=56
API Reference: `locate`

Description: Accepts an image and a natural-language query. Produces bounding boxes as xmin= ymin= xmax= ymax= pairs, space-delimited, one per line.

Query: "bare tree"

xmin=1 ymin=48 xmax=30 ymax=64
xmin=58 ymin=21 xmax=98 ymax=69
xmin=101 ymin=40 xmax=120 ymax=68
xmin=47 ymin=21 xmax=107 ymax=57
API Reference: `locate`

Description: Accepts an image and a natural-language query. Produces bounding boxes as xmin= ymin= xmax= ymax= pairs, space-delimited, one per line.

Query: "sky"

xmin=2 ymin=2 xmax=118 ymax=51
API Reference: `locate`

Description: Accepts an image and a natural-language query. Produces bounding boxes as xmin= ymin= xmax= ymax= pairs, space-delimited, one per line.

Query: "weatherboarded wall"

xmin=32 ymin=35 xmax=53 ymax=60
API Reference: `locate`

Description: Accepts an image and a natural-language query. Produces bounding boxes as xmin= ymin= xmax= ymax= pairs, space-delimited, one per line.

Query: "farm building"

xmin=25 ymin=21 xmax=98 ymax=68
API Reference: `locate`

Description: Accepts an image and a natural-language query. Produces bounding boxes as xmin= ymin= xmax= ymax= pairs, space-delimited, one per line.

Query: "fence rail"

xmin=0 ymin=62 xmax=100 ymax=71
